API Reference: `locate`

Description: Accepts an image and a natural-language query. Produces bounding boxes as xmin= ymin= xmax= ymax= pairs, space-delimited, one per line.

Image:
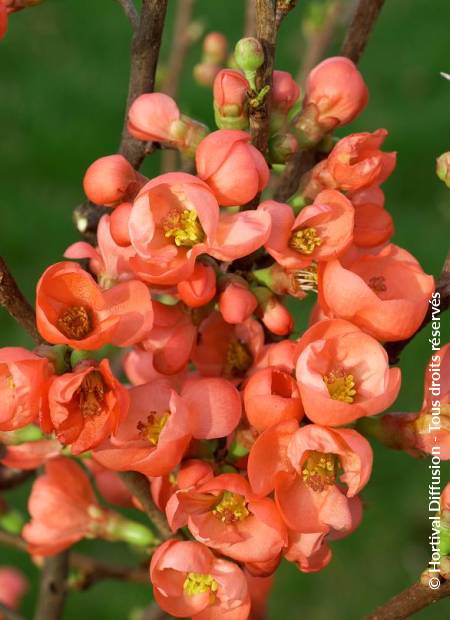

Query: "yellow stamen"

xmin=212 ymin=491 xmax=249 ymax=524
xmin=183 ymin=572 xmax=218 ymax=599
xmin=58 ymin=305 xmax=93 ymax=340
xmin=163 ymin=208 xmax=205 ymax=247
xmin=368 ymin=275 xmax=387 ymax=293
xmin=289 ymin=227 xmax=322 ymax=254
xmin=77 ymin=371 xmax=106 ymax=417
xmin=294 ymin=262 xmax=318 ymax=293
xmin=324 ymin=371 xmax=357 ymax=404
xmin=224 ymin=339 xmax=253 ymax=378
xmin=137 ymin=411 xmax=170 ymax=445
xmin=302 ymin=451 xmax=338 ymax=493
xmin=5 ymin=375 xmax=16 ymax=390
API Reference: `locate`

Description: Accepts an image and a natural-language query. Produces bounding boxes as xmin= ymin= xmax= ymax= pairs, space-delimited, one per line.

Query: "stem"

xmin=116 ymin=0 xmax=139 ymax=32
xmin=119 ymin=0 xmax=169 ymax=168
xmin=273 ymin=149 xmax=316 ymax=202
xmin=340 ymin=0 xmax=386 ymax=63
xmin=0 ymin=257 xmax=43 ymax=344
xmin=33 ymin=552 xmax=69 ymax=620
xmin=244 ymin=0 xmax=256 ymax=36
xmin=385 ymin=250 xmax=450 ymax=364
xmin=364 ymin=579 xmax=450 ymax=620
xmin=119 ymin=471 xmax=175 ymax=541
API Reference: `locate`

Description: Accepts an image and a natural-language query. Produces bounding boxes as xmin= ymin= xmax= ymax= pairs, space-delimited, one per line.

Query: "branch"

xmin=244 ymin=0 xmax=256 ymax=37
xmin=0 ymin=531 xmax=148 ymax=588
xmin=0 ymin=465 xmax=34 ymax=491
xmin=33 ymin=552 xmax=69 ymax=620
xmin=116 ymin=0 xmax=139 ymax=32
xmin=119 ymin=0 xmax=169 ymax=168
xmin=385 ymin=250 xmax=450 ymax=364
xmin=0 ymin=257 xmax=43 ymax=344
xmin=249 ymin=0 xmax=278 ymax=155
xmin=273 ymin=149 xmax=316 ymax=202
xmin=364 ymin=579 xmax=450 ymax=620
xmin=119 ymin=471 xmax=175 ymax=541
xmin=340 ymin=0 xmax=386 ymax=63
xmin=0 ymin=603 xmax=26 ymax=620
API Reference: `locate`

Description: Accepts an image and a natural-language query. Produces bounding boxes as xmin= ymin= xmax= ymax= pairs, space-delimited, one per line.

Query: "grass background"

xmin=1 ymin=0 xmax=450 ymax=618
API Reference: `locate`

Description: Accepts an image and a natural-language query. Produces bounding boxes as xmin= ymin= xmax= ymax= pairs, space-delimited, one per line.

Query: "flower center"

xmin=163 ymin=208 xmax=205 ymax=247
xmin=289 ymin=227 xmax=322 ymax=254
xmin=137 ymin=411 xmax=170 ymax=445
xmin=294 ymin=263 xmax=318 ymax=293
xmin=212 ymin=491 xmax=249 ymax=524
xmin=224 ymin=339 xmax=253 ymax=377
xmin=183 ymin=572 xmax=218 ymax=598
xmin=57 ymin=305 xmax=93 ymax=340
xmin=323 ymin=371 xmax=357 ymax=404
xmin=302 ymin=451 xmax=338 ymax=492
xmin=368 ymin=275 xmax=387 ymax=293
xmin=78 ymin=371 xmax=105 ymax=417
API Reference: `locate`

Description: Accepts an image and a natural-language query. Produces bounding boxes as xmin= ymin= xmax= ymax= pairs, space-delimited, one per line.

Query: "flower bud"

xmin=436 ymin=152 xmax=450 ymax=188
xmin=203 ymin=31 xmax=228 ymax=65
xmin=83 ymin=154 xmax=143 ymax=207
xmin=193 ymin=62 xmax=221 ymax=87
xmin=128 ymin=92 xmax=180 ymax=142
xmin=219 ymin=281 xmax=257 ymax=324
xmin=177 ymin=262 xmax=217 ymax=308
xmin=254 ymin=287 xmax=294 ymax=336
xmin=110 ymin=201 xmax=132 ymax=247
xmin=272 ymin=70 xmax=300 ymax=114
xmin=234 ymin=37 xmax=264 ymax=91
xmin=269 ymin=132 xmax=298 ymax=164
xmin=213 ymin=69 xmax=249 ymax=130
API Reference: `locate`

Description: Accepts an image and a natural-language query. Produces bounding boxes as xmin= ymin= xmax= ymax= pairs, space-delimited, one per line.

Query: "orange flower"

xmin=46 ymin=359 xmax=129 ymax=454
xmin=36 ymin=261 xmax=153 ymax=349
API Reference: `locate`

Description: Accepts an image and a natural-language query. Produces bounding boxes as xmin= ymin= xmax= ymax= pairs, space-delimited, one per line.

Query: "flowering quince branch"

xmin=341 ymin=0 xmax=386 ymax=63
xmin=1 ymin=2 xmax=450 ymax=620
xmin=116 ymin=0 xmax=139 ymax=33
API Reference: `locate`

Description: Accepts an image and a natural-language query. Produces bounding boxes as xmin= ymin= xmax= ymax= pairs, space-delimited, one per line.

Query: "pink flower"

xmin=0 ymin=567 xmax=28 ymax=610
xmin=295 ymin=319 xmax=401 ymax=425
xmin=128 ymin=92 xmax=181 ymax=142
xmin=150 ymin=540 xmax=251 ymax=620
xmin=83 ymin=154 xmax=146 ymax=207
xmin=45 ymin=359 xmax=129 ymax=454
xmin=243 ymin=366 xmax=303 ymax=432
xmin=248 ymin=420 xmax=372 ymax=533
xmin=257 ymin=294 xmax=293 ymax=336
xmin=0 ymin=347 xmax=51 ymax=431
xmin=272 ymin=70 xmax=300 ymax=114
xmin=192 ymin=312 xmax=264 ymax=380
xmin=259 ymin=190 xmax=354 ymax=269
xmin=172 ymin=473 xmax=287 ymax=564
xmin=177 ymin=262 xmax=217 ymax=308
xmin=1 ymin=438 xmax=61 ymax=470
xmin=128 ymin=172 xmax=271 ymax=285
xmin=109 ymin=201 xmax=133 ymax=246
xmin=196 ymin=130 xmax=269 ymax=206
xmin=304 ymin=57 xmax=368 ymax=129
xmin=219 ymin=281 xmax=257 ymax=324
xmin=350 ymin=187 xmax=394 ymax=248
xmin=0 ymin=5 xmax=8 ymax=40
xmin=318 ymin=244 xmax=435 ymax=341
xmin=36 ymin=261 xmax=153 ymax=349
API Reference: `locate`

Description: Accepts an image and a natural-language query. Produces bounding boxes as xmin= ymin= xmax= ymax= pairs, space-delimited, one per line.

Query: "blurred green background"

xmin=1 ymin=0 xmax=450 ymax=618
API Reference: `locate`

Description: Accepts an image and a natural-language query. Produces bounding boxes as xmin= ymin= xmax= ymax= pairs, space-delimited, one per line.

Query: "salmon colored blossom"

xmin=272 ymin=70 xmax=300 ymax=114
xmin=295 ymin=319 xmax=401 ymax=425
xmin=213 ymin=69 xmax=249 ymax=130
xmin=219 ymin=281 xmax=257 ymax=324
xmin=0 ymin=567 xmax=28 ymax=611
xmin=36 ymin=261 xmax=153 ymax=349
xmin=45 ymin=359 xmax=129 ymax=454
xmin=1 ymin=438 xmax=61 ymax=470
xmin=150 ymin=540 xmax=251 ymax=620
xmin=350 ymin=187 xmax=394 ymax=248
xmin=177 ymin=262 xmax=217 ymax=308
xmin=0 ymin=347 xmax=51 ymax=431
xmin=248 ymin=420 xmax=372 ymax=533
xmin=171 ymin=473 xmax=287 ymax=565
xmin=259 ymin=190 xmax=354 ymax=270
xmin=196 ymin=130 xmax=269 ymax=206
xmin=318 ymin=244 xmax=435 ymax=341
xmin=128 ymin=172 xmax=271 ymax=285
xmin=83 ymin=154 xmax=146 ymax=207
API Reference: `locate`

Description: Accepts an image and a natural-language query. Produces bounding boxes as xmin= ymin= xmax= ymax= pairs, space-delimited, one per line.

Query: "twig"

xmin=340 ymin=0 xmax=386 ymax=63
xmin=244 ymin=0 xmax=256 ymax=36
xmin=0 ymin=603 xmax=26 ymax=620
xmin=275 ymin=0 xmax=298 ymax=28
xmin=0 ymin=531 xmax=148 ymax=588
xmin=0 ymin=465 xmax=34 ymax=491
xmin=116 ymin=0 xmax=139 ymax=32
xmin=119 ymin=471 xmax=175 ymax=541
xmin=34 ymin=552 xmax=69 ymax=620
xmin=364 ymin=579 xmax=450 ymax=620
xmin=161 ymin=0 xmax=195 ymax=173
xmin=385 ymin=250 xmax=450 ymax=364
xmin=273 ymin=149 xmax=316 ymax=201
xmin=297 ymin=0 xmax=342 ymax=84
xmin=119 ymin=0 xmax=169 ymax=168
xmin=249 ymin=0 xmax=278 ymax=156
xmin=0 ymin=257 xmax=43 ymax=344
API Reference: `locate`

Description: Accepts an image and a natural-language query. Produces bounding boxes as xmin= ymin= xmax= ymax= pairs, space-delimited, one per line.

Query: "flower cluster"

xmin=0 ymin=46 xmax=447 ymax=620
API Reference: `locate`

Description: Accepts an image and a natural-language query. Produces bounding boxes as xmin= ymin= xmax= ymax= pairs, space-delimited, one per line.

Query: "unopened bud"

xmin=436 ymin=152 xmax=450 ymax=188
xmin=234 ymin=37 xmax=264 ymax=91
xmin=203 ymin=32 xmax=228 ymax=65
xmin=193 ymin=62 xmax=221 ymax=87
